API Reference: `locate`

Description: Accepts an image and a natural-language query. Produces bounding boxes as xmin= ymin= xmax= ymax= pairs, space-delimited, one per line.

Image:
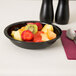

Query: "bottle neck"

xmin=43 ymin=0 xmax=53 ymax=4
xmin=59 ymin=0 xmax=69 ymax=4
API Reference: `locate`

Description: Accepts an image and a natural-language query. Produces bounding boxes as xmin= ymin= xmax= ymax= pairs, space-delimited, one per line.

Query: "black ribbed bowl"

xmin=4 ymin=21 xmax=62 ymax=49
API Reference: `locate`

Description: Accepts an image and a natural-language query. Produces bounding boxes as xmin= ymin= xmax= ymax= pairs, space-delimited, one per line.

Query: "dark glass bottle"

xmin=40 ymin=0 xmax=54 ymax=24
xmin=55 ymin=0 xmax=70 ymax=25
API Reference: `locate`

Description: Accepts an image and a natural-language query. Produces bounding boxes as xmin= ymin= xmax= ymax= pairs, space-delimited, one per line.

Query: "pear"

xmin=11 ymin=31 xmax=16 ymax=37
xmin=42 ymin=24 xmax=54 ymax=33
xmin=11 ymin=30 xmax=22 ymax=41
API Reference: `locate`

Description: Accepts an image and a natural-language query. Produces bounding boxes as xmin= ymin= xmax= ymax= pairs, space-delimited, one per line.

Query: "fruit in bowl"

xmin=11 ymin=22 xmax=57 ymax=42
xmin=4 ymin=21 xmax=62 ymax=49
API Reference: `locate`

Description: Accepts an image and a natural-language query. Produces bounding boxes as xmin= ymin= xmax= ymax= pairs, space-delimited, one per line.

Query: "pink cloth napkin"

xmin=61 ymin=31 xmax=76 ymax=60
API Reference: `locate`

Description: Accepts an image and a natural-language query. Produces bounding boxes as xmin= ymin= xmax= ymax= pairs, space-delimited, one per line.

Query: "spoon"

xmin=66 ymin=29 xmax=76 ymax=44
xmin=74 ymin=34 xmax=76 ymax=44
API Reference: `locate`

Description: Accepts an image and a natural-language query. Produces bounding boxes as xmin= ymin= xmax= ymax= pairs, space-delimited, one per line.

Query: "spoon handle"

xmin=74 ymin=36 xmax=76 ymax=44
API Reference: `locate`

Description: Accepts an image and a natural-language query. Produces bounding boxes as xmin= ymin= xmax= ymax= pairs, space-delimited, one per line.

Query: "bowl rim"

xmin=4 ymin=21 xmax=62 ymax=44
